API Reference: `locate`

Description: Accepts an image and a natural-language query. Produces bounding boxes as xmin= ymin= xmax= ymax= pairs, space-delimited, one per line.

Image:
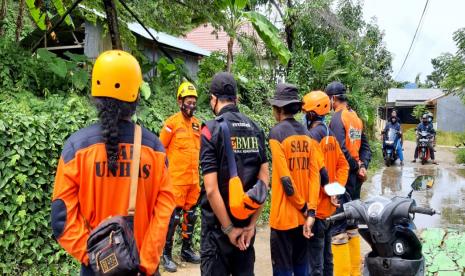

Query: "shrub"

xmin=456 ymin=149 xmax=465 ymax=164
xmin=0 ymin=38 xmax=91 ymax=97
xmin=0 ymin=92 xmax=95 ymax=274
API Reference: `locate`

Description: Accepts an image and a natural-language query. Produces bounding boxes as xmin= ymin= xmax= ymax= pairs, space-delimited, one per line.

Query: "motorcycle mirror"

xmin=324 ymin=182 xmax=346 ymax=196
xmin=410 ymin=175 xmax=435 ymax=191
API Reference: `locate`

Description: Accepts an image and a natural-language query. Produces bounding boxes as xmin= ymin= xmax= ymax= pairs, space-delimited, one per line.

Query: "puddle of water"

xmin=362 ymin=166 xmax=465 ymax=230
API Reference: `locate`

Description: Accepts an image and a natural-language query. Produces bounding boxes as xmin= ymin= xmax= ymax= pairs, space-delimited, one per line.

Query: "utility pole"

xmin=103 ymin=0 xmax=122 ymax=50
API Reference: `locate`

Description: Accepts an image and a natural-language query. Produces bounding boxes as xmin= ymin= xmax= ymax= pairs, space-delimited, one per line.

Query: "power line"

xmin=394 ymin=0 xmax=430 ymax=80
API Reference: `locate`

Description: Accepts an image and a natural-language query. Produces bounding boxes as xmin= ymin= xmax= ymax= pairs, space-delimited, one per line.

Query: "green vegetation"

xmin=368 ymin=141 xmax=384 ymax=172
xmin=412 ymin=104 xmax=428 ymax=120
xmin=420 ymin=228 xmax=465 ymax=275
xmin=404 ymin=128 xmax=417 ymax=142
xmin=456 ymin=149 xmax=465 ymax=164
xmin=427 ymin=28 xmax=465 ymax=102
xmin=0 ymin=0 xmax=396 ymax=273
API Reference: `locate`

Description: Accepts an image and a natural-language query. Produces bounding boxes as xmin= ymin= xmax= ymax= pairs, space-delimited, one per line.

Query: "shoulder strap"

xmin=128 ymin=124 xmax=142 ymax=217
xmin=217 ymin=118 xmax=238 ymax=178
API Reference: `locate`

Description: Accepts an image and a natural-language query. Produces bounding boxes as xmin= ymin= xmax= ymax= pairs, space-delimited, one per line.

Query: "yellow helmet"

xmin=302 ymin=90 xmax=331 ymax=115
xmin=91 ymin=50 xmax=142 ymax=102
xmin=177 ymin=81 xmax=198 ymax=99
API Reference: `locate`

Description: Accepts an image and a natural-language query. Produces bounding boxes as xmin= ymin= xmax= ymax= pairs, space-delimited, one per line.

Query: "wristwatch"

xmin=307 ymin=209 xmax=316 ymax=218
xmin=221 ymin=223 xmax=234 ymax=235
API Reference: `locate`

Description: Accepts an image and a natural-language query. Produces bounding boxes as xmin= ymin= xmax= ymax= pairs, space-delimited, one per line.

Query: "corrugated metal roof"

xmin=387 ymin=88 xmax=444 ymax=104
xmin=78 ymin=4 xmax=210 ymax=56
xmin=127 ymin=23 xmax=210 ymax=56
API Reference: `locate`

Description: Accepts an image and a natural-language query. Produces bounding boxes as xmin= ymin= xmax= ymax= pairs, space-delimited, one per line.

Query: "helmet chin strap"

xmin=306 ymin=113 xmax=330 ymax=144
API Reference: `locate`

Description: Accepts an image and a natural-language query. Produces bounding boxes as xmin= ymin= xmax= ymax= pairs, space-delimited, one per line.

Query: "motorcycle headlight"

xmin=367 ymin=202 xmax=384 ymax=218
xmin=394 ymin=240 xmax=405 ymax=255
xmin=385 ymin=141 xmax=394 ymax=145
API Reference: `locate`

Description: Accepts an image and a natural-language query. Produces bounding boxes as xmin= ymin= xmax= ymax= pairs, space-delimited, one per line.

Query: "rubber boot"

xmin=348 ymin=236 xmax=362 ymax=276
xmin=181 ymin=239 xmax=201 ymax=264
xmin=163 ymin=210 xmax=180 ymax=273
xmin=181 ymin=209 xmax=201 ymax=263
xmin=162 ymin=241 xmax=177 ymax=272
xmin=332 ymin=243 xmax=351 ymax=276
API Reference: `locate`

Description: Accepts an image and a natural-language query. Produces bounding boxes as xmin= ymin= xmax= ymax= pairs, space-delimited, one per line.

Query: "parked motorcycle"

xmin=417 ymin=131 xmax=433 ymax=165
xmin=383 ymin=128 xmax=399 ymax=167
xmin=327 ymin=176 xmax=438 ymax=276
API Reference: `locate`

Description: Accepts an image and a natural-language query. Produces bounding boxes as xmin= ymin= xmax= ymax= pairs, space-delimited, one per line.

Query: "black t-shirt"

xmin=199 ymin=104 xmax=267 ymax=227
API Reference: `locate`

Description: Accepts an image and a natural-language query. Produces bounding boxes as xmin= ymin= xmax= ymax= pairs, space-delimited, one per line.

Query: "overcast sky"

xmin=362 ymin=0 xmax=464 ymax=82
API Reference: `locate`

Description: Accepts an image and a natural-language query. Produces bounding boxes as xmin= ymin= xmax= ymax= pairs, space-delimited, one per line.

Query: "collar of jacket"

xmin=218 ymin=104 xmax=239 ymax=116
xmin=335 ymin=105 xmax=348 ymax=112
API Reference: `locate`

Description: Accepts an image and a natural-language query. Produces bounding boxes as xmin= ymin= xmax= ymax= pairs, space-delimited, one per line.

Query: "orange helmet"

xmin=91 ymin=50 xmax=142 ymax=102
xmin=302 ymin=90 xmax=330 ymax=116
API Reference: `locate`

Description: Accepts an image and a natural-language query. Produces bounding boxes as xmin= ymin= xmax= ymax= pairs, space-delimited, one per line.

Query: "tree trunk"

xmin=0 ymin=0 xmax=7 ymax=37
xmin=16 ymin=0 xmax=25 ymax=42
xmin=227 ymin=36 xmax=234 ymax=72
xmin=103 ymin=0 xmax=122 ymax=50
xmin=285 ymin=0 xmax=294 ymax=70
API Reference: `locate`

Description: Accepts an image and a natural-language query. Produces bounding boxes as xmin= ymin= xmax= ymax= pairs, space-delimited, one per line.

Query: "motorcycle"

xmin=327 ymin=176 xmax=438 ymax=276
xmin=383 ymin=128 xmax=399 ymax=167
xmin=417 ymin=131 xmax=433 ymax=165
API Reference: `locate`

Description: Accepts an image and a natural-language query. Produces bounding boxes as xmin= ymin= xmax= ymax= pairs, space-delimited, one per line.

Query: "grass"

xmin=368 ymin=140 xmax=384 ymax=172
xmin=457 ymin=148 xmax=465 ymax=164
xmin=404 ymin=129 xmax=465 ymax=147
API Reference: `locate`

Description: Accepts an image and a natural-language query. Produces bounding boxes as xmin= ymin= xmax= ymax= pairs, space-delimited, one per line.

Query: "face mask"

xmin=181 ymin=103 xmax=196 ymax=117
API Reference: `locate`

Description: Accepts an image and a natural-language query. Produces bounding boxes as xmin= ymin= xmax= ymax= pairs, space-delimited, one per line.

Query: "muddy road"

xmin=361 ymin=141 xmax=465 ymax=230
xmin=167 ymin=141 xmax=465 ymax=275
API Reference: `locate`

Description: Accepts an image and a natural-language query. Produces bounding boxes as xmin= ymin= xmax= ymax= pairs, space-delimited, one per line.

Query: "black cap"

xmin=325 ymin=81 xmax=346 ymax=96
xmin=210 ymin=72 xmax=237 ymax=99
xmin=269 ymin=83 xmax=301 ymax=107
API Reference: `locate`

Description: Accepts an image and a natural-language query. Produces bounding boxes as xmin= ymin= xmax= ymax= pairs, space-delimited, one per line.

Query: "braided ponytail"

xmin=95 ymin=97 xmax=138 ymax=172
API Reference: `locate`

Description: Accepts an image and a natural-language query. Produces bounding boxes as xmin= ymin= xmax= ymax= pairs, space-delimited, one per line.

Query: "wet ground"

xmin=361 ymin=141 xmax=465 ymax=230
xmin=168 ymin=141 xmax=465 ymax=275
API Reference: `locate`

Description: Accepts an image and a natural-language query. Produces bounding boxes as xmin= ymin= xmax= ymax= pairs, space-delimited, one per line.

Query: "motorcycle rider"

xmin=412 ymin=114 xmax=437 ymax=164
xmin=391 ymin=109 xmax=401 ymax=124
xmin=381 ymin=115 xmax=404 ymax=166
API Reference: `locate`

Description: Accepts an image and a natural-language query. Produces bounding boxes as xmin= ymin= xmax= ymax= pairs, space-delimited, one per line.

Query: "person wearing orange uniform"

xmin=325 ymin=81 xmax=372 ymax=276
xmin=302 ymin=91 xmax=349 ymax=276
xmin=51 ymin=50 xmax=175 ymax=276
xmin=159 ymin=81 xmax=201 ymax=272
xmin=269 ymin=83 xmax=324 ymax=276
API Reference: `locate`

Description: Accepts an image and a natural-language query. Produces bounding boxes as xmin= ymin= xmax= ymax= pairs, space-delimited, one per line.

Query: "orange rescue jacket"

xmin=159 ymin=112 xmax=201 ymax=186
xmin=51 ymin=122 xmax=175 ymax=275
xmin=308 ymin=123 xmax=349 ymax=219
xmin=269 ymin=119 xmax=322 ymax=230
xmin=329 ymin=105 xmax=366 ymax=171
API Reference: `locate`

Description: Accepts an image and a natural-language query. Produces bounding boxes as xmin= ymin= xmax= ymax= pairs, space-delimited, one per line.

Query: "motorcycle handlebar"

xmin=410 ymin=206 xmax=437 ymax=216
xmin=326 ymin=212 xmax=347 ymax=222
